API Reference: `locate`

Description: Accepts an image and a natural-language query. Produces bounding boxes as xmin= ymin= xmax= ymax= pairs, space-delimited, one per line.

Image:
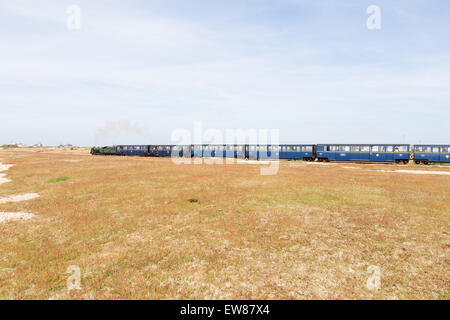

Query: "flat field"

xmin=0 ymin=148 xmax=448 ymax=299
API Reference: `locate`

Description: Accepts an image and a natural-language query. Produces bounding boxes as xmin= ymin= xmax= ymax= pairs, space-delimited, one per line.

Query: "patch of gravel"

xmin=395 ymin=170 xmax=450 ymax=176
xmin=0 ymin=161 xmax=39 ymax=223
xmin=236 ymin=160 xmax=276 ymax=165
xmin=0 ymin=163 xmax=14 ymax=172
xmin=0 ymin=212 xmax=35 ymax=223
xmin=0 ymin=173 xmax=11 ymax=185
xmin=0 ymin=193 xmax=40 ymax=204
xmin=375 ymin=169 xmax=450 ymax=176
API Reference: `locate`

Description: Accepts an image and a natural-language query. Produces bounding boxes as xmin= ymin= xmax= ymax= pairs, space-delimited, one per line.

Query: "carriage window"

xmin=360 ymin=146 xmax=369 ymax=152
xmin=371 ymin=146 xmax=379 ymax=152
xmin=433 ymin=147 xmax=440 ymax=153
xmin=424 ymin=146 xmax=431 ymax=152
xmin=442 ymin=147 xmax=448 ymax=152
xmin=414 ymin=146 xmax=422 ymax=152
xmin=386 ymin=146 xmax=393 ymax=152
xmin=304 ymin=146 xmax=312 ymax=152
xmin=352 ymin=146 xmax=360 ymax=152
xmin=379 ymin=146 xmax=386 ymax=152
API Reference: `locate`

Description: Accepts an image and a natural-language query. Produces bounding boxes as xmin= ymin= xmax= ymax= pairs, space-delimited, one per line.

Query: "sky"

xmin=1 ymin=0 xmax=449 ymax=146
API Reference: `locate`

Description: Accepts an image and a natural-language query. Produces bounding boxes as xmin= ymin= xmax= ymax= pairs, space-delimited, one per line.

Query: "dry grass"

xmin=0 ymin=148 xmax=448 ymax=300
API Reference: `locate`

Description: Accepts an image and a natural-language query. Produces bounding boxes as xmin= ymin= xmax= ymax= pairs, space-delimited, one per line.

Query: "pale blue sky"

xmin=1 ymin=0 xmax=449 ymax=146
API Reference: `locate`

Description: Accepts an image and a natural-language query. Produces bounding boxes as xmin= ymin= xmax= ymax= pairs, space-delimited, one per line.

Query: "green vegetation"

xmin=44 ymin=176 xmax=70 ymax=183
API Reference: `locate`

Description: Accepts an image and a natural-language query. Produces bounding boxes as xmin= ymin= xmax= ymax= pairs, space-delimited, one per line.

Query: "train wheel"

xmin=423 ymin=160 xmax=429 ymax=165
xmin=414 ymin=160 xmax=421 ymax=165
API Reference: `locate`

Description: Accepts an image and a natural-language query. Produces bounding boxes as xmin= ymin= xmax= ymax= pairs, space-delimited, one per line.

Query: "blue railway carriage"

xmin=278 ymin=145 xmax=315 ymax=161
xmin=170 ymin=145 xmax=193 ymax=158
xmin=223 ymin=145 xmax=245 ymax=158
xmin=413 ymin=145 xmax=450 ymax=164
xmin=116 ymin=145 xmax=149 ymax=156
xmin=192 ymin=145 xmax=203 ymax=158
xmin=148 ymin=145 xmax=158 ymax=156
xmin=245 ymin=145 xmax=274 ymax=160
xmin=316 ymin=144 xmax=410 ymax=164
xmin=245 ymin=145 xmax=264 ymax=160
xmin=156 ymin=145 xmax=172 ymax=157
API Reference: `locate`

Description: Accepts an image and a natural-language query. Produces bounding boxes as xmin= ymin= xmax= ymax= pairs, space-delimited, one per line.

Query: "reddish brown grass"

xmin=0 ymin=148 xmax=448 ymax=299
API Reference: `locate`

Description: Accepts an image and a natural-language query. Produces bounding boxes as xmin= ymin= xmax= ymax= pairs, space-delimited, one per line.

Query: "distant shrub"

xmin=45 ymin=176 xmax=70 ymax=183
xmin=1 ymin=144 xmax=18 ymax=149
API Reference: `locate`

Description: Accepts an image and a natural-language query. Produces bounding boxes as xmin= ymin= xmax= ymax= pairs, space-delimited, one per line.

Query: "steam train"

xmin=91 ymin=144 xmax=450 ymax=165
